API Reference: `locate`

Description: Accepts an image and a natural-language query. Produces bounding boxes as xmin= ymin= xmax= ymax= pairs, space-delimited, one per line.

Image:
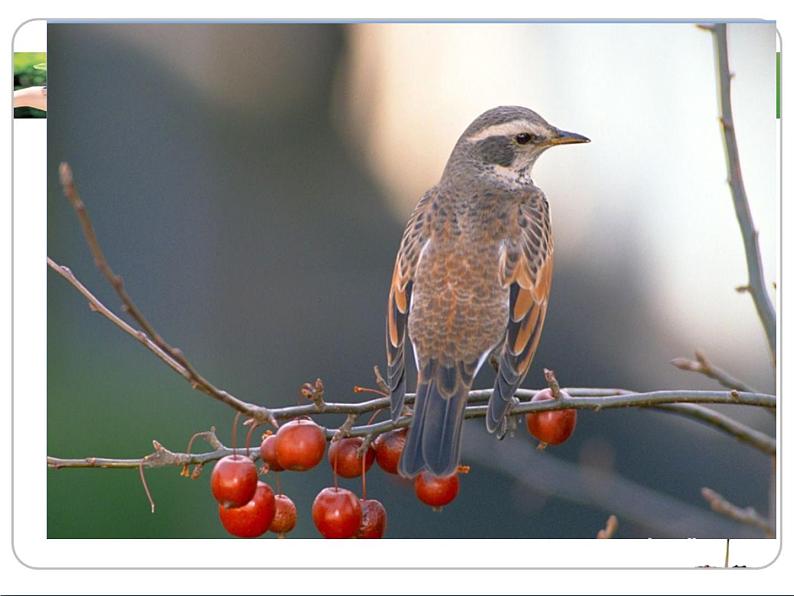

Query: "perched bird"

xmin=385 ymin=106 xmax=589 ymax=478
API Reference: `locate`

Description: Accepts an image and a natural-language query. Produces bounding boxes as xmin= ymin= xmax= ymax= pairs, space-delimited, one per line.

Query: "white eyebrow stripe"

xmin=466 ymin=120 xmax=546 ymax=143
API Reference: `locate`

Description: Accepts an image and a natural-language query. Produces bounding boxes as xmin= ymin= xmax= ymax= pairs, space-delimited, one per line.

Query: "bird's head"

xmin=445 ymin=105 xmax=589 ymax=186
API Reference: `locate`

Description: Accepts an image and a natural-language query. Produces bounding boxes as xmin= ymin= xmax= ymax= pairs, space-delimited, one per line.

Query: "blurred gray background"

xmin=47 ymin=23 xmax=776 ymax=539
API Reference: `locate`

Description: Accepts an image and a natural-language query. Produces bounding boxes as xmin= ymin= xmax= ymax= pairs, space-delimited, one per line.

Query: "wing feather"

xmin=487 ymin=190 xmax=554 ymax=434
xmin=386 ymin=189 xmax=434 ymax=420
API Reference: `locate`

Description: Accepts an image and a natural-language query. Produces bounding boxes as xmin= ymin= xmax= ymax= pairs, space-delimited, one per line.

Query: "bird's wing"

xmin=487 ymin=190 xmax=554 ymax=434
xmin=386 ymin=189 xmax=434 ymax=420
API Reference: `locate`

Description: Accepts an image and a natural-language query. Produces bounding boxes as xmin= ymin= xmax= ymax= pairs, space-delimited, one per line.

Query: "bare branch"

xmin=47 ymin=256 xmax=186 ymax=377
xmin=47 ymin=387 xmax=776 ymax=471
xmin=49 ymin=254 xmax=270 ymax=423
xmin=59 ymin=163 xmax=170 ymax=352
xmin=48 ymin=439 xmax=240 ymax=470
xmin=651 ymin=403 xmax=776 ymax=455
xmin=701 ymin=487 xmax=773 ymax=537
xmin=272 ymin=387 xmax=776 ymax=434
xmin=704 ymin=24 xmax=776 ymax=358
xmin=671 ymin=350 xmax=758 ymax=393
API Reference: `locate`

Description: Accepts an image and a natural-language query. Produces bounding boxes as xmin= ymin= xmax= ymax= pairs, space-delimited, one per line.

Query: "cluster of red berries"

xmin=210 ymin=388 xmax=576 ymax=538
xmin=210 ymin=452 xmax=297 ymax=538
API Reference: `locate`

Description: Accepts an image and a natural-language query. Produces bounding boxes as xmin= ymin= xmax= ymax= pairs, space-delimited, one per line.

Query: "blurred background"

xmin=47 ymin=22 xmax=777 ymax=539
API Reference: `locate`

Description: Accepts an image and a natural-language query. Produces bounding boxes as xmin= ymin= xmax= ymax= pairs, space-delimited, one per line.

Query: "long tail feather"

xmin=486 ymin=356 xmax=521 ymax=434
xmin=399 ymin=360 xmax=471 ymax=478
xmin=399 ymin=375 xmax=432 ymax=478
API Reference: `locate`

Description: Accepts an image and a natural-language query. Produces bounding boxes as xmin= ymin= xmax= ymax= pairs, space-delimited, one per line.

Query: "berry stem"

xmin=231 ymin=411 xmax=242 ymax=456
xmin=244 ymin=421 xmax=259 ymax=458
xmin=354 ymin=385 xmax=388 ymax=398
xmin=361 ymin=451 xmax=368 ymax=500
xmin=138 ymin=461 xmax=156 ymax=513
xmin=367 ymin=407 xmax=386 ymax=425
xmin=333 ymin=442 xmax=339 ymax=490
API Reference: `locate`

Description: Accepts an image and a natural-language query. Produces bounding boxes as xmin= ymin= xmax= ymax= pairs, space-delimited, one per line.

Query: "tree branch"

xmin=596 ymin=514 xmax=619 ymax=539
xmin=48 ymin=443 xmax=238 ymax=470
xmin=705 ymin=24 xmax=776 ymax=358
xmin=651 ymin=402 xmax=775 ymax=455
xmin=48 ymin=256 xmax=270 ymax=424
xmin=701 ymin=487 xmax=773 ymax=537
xmin=47 ymin=386 xmax=776 ymax=470
xmin=701 ymin=23 xmax=777 ymax=541
xmin=671 ymin=350 xmax=758 ymax=393
xmin=268 ymin=386 xmax=774 ymax=421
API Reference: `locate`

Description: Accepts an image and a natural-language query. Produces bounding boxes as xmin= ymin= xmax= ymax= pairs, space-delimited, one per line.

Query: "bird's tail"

xmin=399 ymin=359 xmax=474 ymax=478
xmin=486 ymin=355 xmax=523 ymax=435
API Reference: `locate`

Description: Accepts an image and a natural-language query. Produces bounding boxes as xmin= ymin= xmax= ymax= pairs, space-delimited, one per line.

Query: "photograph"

xmin=43 ymin=21 xmax=777 ymax=544
xmin=13 ymin=51 xmax=47 ymax=117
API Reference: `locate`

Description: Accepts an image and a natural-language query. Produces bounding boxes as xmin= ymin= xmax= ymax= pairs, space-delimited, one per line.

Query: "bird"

xmin=385 ymin=105 xmax=589 ymax=478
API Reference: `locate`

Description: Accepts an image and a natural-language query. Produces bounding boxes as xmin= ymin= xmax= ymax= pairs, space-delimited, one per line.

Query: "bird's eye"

xmin=515 ymin=132 xmax=533 ymax=145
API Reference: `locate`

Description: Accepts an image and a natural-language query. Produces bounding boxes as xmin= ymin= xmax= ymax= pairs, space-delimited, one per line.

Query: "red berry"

xmin=525 ymin=388 xmax=577 ymax=445
xmin=270 ymin=494 xmax=297 ymax=537
xmin=210 ymin=454 xmax=258 ymax=508
xmin=259 ymin=434 xmax=284 ymax=472
xmin=414 ymin=472 xmax=459 ymax=508
xmin=373 ymin=429 xmax=407 ymax=475
xmin=312 ymin=487 xmax=362 ymax=538
xmin=357 ymin=499 xmax=387 ymax=539
xmin=275 ymin=419 xmax=326 ymax=471
xmin=218 ymin=481 xmax=275 ymax=538
xmin=328 ymin=437 xmax=375 ymax=478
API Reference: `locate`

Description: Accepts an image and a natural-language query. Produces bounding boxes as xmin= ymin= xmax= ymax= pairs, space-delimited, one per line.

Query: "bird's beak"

xmin=549 ymin=128 xmax=590 ymax=146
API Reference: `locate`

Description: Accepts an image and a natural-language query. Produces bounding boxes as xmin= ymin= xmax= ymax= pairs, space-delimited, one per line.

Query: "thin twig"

xmin=544 ymin=368 xmax=562 ymax=399
xmin=47 ymin=257 xmax=186 ymax=376
xmin=59 ymin=163 xmax=162 ymax=345
xmin=596 ymin=514 xmax=619 ymax=539
xmin=701 ymin=487 xmax=773 ymax=537
xmin=59 ymin=162 xmax=197 ymax=372
xmin=372 ymin=365 xmax=389 ymax=394
xmin=671 ymin=350 xmax=758 ymax=393
xmin=47 ymin=259 xmax=271 ymax=425
xmin=704 ymin=24 xmax=776 ymax=358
